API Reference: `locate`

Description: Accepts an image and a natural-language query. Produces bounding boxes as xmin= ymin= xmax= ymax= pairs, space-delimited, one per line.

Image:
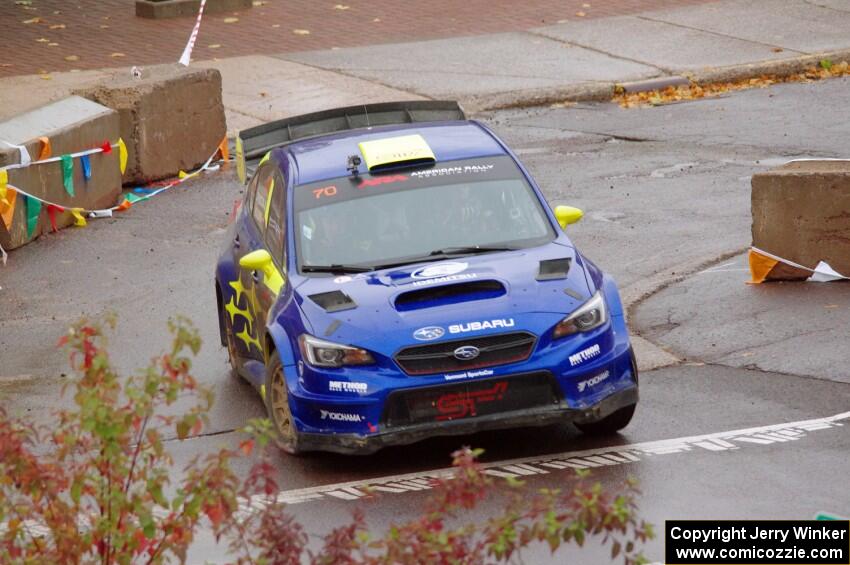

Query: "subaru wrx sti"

xmin=215 ymin=101 xmax=638 ymax=454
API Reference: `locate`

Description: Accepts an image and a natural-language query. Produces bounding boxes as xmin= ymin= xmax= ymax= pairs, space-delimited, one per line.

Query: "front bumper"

xmin=295 ymin=382 xmax=637 ymax=455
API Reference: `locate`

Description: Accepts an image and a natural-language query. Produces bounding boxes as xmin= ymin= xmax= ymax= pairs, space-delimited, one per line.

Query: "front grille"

xmin=383 ymin=371 xmax=560 ymax=428
xmin=394 ymin=332 xmax=536 ymax=376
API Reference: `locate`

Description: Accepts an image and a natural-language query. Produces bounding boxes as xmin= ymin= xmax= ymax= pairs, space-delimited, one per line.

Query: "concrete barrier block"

xmin=752 ymin=160 xmax=850 ymax=278
xmin=136 ymin=0 xmax=252 ymax=19
xmin=0 ymin=96 xmax=121 ymax=250
xmin=75 ymin=64 xmax=226 ymax=184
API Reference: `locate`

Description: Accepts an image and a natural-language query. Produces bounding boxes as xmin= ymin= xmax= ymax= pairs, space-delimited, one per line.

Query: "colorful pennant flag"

xmin=218 ymin=136 xmax=229 ymax=161
xmin=0 ymin=187 xmax=15 ymax=230
xmin=70 ymin=208 xmax=87 ymax=227
xmin=80 ymin=154 xmax=91 ymax=180
xmin=46 ymin=204 xmax=64 ymax=233
xmin=117 ymin=138 xmax=128 ymax=175
xmin=37 ymin=136 xmax=51 ymax=160
xmin=25 ymin=195 xmax=41 ymax=238
xmin=0 ymin=169 xmax=7 ymax=203
xmin=61 ymin=154 xmax=74 ymax=196
xmin=748 ymin=247 xmax=848 ymax=283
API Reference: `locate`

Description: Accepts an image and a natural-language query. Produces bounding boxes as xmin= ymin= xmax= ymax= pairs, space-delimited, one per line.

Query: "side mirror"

xmin=239 ymin=249 xmax=285 ymax=294
xmin=239 ymin=249 xmax=273 ymax=272
xmin=554 ymin=205 xmax=584 ymax=229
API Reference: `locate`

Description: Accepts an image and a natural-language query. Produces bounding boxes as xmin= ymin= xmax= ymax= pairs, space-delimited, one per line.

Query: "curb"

xmin=467 ymin=48 xmax=850 ymax=113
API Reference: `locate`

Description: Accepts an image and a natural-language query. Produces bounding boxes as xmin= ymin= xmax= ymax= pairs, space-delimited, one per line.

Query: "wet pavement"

xmin=1 ymin=77 xmax=849 ymax=563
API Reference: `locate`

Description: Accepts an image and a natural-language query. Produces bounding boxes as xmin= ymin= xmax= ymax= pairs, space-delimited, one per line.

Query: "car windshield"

xmin=294 ymin=156 xmax=554 ymax=271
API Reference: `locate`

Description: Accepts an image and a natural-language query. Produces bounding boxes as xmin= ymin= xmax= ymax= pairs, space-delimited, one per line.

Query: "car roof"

xmin=278 ymin=120 xmax=508 ymax=185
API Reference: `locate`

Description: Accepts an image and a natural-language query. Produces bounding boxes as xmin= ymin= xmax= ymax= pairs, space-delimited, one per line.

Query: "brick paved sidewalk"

xmin=0 ymin=0 xmax=715 ymax=78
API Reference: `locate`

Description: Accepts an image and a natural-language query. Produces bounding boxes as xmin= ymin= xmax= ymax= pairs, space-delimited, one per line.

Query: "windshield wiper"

xmin=426 ymin=245 xmax=517 ymax=256
xmin=301 ymin=264 xmax=374 ymax=274
xmin=369 ymin=246 xmax=518 ymax=271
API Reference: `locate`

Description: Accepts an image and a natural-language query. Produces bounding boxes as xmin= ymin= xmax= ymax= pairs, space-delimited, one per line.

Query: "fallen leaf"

xmin=40 ymin=74 xmax=52 ymax=80
xmin=100 ymin=25 xmax=109 ymax=29
xmin=110 ymin=52 xmax=125 ymax=58
xmin=271 ymin=23 xmax=281 ymax=27
xmin=208 ymin=44 xmax=221 ymax=49
xmin=575 ymin=11 xmax=586 ymax=17
xmin=252 ymin=0 xmax=267 ymax=5
xmin=223 ymin=16 xmax=239 ymax=23
xmin=825 ymin=304 xmax=839 ymax=309
xmin=772 ymin=47 xmax=783 ymax=53
xmin=64 ymin=55 xmax=79 ymax=61
xmin=334 ymin=4 xmax=350 ymax=9
xmin=259 ymin=91 xmax=268 ymax=97
xmin=49 ymin=24 xmax=66 ymax=29
xmin=292 ymin=28 xmax=310 ymax=35
xmin=0 ymin=63 xmax=13 ymax=68
xmin=22 ymin=17 xmax=43 ymax=24
xmin=48 ymin=42 xmax=59 ymax=46
xmin=582 ymin=2 xmax=591 ymax=7
xmin=556 ymin=19 xmax=568 ymax=23
xmin=54 ymin=10 xmax=61 ymax=14
xmin=36 ymin=37 xmax=50 ymax=43
xmin=372 ymin=17 xmax=381 ymax=22
xmin=15 ymin=1 xmax=33 ymax=5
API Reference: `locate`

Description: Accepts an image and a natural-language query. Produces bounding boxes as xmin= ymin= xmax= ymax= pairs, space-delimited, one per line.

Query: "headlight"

xmin=298 ymin=334 xmax=375 ymax=368
xmin=553 ymin=291 xmax=608 ymax=339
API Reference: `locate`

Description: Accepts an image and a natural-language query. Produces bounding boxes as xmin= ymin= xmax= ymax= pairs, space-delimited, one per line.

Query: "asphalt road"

xmin=1 ymin=78 xmax=849 ymax=563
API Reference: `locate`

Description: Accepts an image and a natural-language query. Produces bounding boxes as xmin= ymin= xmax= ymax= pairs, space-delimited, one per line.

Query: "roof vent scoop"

xmin=309 ymin=290 xmax=357 ymax=313
xmin=536 ymin=258 xmax=571 ymax=281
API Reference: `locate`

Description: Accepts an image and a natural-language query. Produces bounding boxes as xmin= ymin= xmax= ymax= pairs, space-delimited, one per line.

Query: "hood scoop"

xmin=308 ymin=290 xmax=357 ymax=313
xmin=536 ymin=258 xmax=571 ymax=281
xmin=395 ymin=280 xmax=506 ymax=312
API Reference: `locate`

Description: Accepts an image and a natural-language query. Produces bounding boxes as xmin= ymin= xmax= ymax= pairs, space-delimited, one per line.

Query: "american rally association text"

xmin=669 ymin=525 xmax=848 ymax=545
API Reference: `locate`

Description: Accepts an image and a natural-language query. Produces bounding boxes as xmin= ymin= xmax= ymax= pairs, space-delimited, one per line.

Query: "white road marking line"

xmin=257 ymin=411 xmax=849 ymax=508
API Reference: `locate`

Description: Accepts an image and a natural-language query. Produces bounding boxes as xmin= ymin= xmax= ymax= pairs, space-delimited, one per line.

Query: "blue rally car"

xmin=215 ymin=101 xmax=638 ymax=454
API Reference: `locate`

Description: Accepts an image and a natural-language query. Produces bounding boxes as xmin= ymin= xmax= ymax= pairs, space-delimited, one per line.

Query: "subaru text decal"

xmin=449 ymin=318 xmax=515 ymax=334
xmin=413 ymin=326 xmax=445 ymax=341
xmin=411 ymin=273 xmax=478 ymax=287
xmin=411 ymin=262 xmax=468 ymax=279
xmin=569 ymin=344 xmax=601 ymax=367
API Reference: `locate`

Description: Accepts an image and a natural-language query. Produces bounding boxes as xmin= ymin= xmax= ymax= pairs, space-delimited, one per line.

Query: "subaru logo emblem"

xmin=453 ymin=345 xmax=480 ymax=361
xmin=413 ymin=326 xmax=445 ymax=341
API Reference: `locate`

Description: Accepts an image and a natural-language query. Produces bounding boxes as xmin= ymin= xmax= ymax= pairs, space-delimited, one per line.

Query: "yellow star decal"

xmin=229 ymin=278 xmax=247 ymax=305
xmin=237 ymin=326 xmax=263 ymax=353
xmin=225 ymin=296 xmax=253 ymax=331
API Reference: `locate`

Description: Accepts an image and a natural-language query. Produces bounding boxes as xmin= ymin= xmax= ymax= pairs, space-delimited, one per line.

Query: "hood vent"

xmin=309 ymin=290 xmax=357 ymax=313
xmin=395 ymin=280 xmax=506 ymax=312
xmin=536 ymin=258 xmax=571 ymax=281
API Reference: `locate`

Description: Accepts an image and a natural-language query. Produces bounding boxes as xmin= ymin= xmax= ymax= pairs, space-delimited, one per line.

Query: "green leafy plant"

xmin=0 ymin=319 xmax=653 ymax=564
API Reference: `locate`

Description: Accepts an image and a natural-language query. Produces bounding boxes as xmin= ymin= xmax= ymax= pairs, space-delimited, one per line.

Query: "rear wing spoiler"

xmin=234 ymin=100 xmax=466 ymax=183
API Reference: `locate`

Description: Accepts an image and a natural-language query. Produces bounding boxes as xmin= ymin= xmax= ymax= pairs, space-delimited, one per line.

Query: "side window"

xmin=245 ymin=169 xmax=261 ymax=213
xmin=251 ymin=165 xmax=274 ymax=229
xmin=266 ymin=170 xmax=287 ymax=264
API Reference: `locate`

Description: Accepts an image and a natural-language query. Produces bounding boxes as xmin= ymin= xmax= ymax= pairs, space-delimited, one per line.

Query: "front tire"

xmin=265 ymin=350 xmax=303 ymax=455
xmin=221 ymin=297 xmax=242 ymax=379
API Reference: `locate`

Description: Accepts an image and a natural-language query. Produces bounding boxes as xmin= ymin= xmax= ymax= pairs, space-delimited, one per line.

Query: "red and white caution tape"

xmin=178 ymin=0 xmax=207 ymax=66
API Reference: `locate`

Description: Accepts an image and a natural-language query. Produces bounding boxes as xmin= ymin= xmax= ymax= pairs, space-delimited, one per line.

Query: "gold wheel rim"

xmin=270 ymin=367 xmax=295 ymax=444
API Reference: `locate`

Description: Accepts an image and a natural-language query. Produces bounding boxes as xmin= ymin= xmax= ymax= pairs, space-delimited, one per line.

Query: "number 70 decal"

xmin=312 ymin=185 xmax=338 ymax=199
